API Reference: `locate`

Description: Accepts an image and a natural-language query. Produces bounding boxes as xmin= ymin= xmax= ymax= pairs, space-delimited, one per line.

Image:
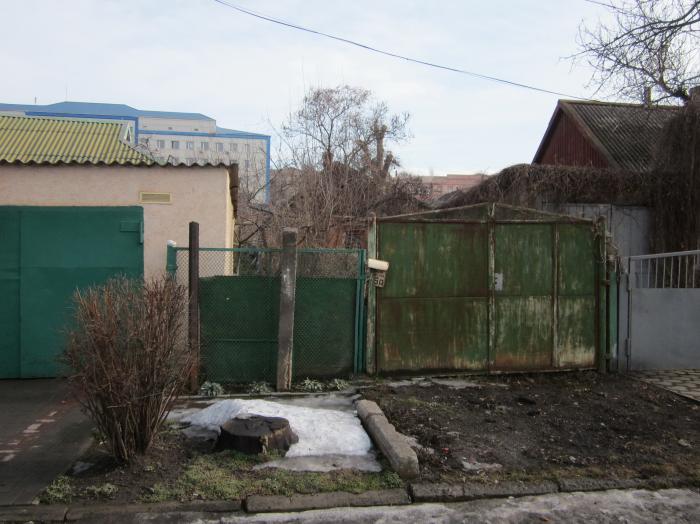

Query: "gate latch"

xmin=494 ymin=272 xmax=504 ymax=291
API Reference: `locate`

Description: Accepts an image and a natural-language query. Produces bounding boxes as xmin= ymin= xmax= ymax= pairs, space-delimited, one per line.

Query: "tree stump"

xmin=216 ymin=415 xmax=298 ymax=455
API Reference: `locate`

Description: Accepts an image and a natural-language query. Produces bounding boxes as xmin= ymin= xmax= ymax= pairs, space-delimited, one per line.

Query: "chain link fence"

xmin=172 ymin=247 xmax=365 ymax=385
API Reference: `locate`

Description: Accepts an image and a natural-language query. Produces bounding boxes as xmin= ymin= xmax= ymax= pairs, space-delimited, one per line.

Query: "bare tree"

xmin=577 ymin=0 xmax=700 ymax=103
xmin=236 ymin=86 xmax=426 ymax=247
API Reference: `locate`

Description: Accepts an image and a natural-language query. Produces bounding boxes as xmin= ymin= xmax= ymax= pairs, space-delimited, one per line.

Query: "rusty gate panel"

xmin=556 ymin=224 xmax=597 ymax=367
xmin=493 ymin=224 xmax=554 ymax=370
xmin=372 ymin=203 xmax=600 ymax=375
xmin=378 ymin=297 xmax=488 ymax=372
xmin=380 ymin=222 xmax=489 ymax=298
xmin=377 ymin=222 xmax=488 ymax=372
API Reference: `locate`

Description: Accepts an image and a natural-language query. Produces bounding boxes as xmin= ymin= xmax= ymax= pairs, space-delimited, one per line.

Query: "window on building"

xmin=216 ymin=142 xmax=224 ymax=152
xmin=200 ymin=142 xmax=209 ymax=151
xmin=245 ymin=143 xmax=250 ymax=153
xmin=186 ymin=141 xmax=194 ymax=150
xmin=171 ymin=140 xmax=180 ymax=149
xmin=230 ymin=143 xmax=238 ymax=152
xmin=244 ymin=159 xmax=250 ymax=169
xmin=156 ymin=140 xmax=165 ymax=149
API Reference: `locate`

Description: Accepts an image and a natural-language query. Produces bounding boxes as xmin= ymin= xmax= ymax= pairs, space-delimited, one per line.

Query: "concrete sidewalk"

xmin=0 ymin=379 xmax=92 ymax=505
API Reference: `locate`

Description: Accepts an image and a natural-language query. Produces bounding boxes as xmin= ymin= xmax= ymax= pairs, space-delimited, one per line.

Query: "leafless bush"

xmin=64 ymin=276 xmax=193 ymax=463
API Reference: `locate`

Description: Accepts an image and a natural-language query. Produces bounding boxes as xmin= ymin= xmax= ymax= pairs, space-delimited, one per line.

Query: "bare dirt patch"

xmin=361 ymin=371 xmax=700 ymax=484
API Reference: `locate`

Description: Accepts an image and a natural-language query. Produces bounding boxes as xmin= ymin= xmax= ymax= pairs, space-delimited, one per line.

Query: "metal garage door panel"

xmin=0 ymin=208 xmax=21 ymax=379
xmin=494 ymin=224 xmax=553 ymax=296
xmin=378 ymin=297 xmax=488 ymax=372
xmin=557 ymin=296 xmax=596 ymax=368
xmin=17 ymin=207 xmax=144 ymax=378
xmin=493 ymin=224 xmax=554 ymax=370
xmin=556 ymin=224 xmax=596 ymax=368
xmin=379 ymin=222 xmax=488 ymax=298
xmin=558 ymin=224 xmax=595 ymax=295
xmin=494 ymin=297 xmax=553 ymax=370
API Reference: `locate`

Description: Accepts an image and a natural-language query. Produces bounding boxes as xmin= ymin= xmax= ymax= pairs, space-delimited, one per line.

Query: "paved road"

xmin=127 ymin=488 xmax=700 ymax=524
xmin=0 ymin=379 xmax=91 ymax=505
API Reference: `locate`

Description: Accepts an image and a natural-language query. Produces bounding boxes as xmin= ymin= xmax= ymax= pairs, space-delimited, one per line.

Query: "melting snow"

xmin=179 ymin=398 xmax=372 ymax=458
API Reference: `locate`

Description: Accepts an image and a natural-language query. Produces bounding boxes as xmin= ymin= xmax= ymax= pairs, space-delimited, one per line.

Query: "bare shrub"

xmin=64 ymin=276 xmax=193 ymax=463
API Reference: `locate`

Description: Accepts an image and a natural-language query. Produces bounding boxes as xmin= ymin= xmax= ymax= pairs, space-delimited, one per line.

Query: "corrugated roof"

xmin=0 ymin=115 xmax=155 ymax=165
xmin=0 ymin=101 xmax=214 ymax=121
xmin=560 ymin=101 xmax=680 ymax=171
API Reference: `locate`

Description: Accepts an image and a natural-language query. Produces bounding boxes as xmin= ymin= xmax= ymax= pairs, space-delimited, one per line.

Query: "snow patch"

xmin=180 ymin=398 xmax=372 ymax=457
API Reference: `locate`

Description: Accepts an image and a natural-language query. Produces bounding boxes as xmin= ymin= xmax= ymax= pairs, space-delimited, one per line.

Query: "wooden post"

xmin=188 ymin=222 xmax=200 ymax=392
xmin=276 ymin=228 xmax=298 ymax=391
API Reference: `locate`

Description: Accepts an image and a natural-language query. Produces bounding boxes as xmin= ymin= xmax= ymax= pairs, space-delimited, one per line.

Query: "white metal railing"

xmin=628 ymin=249 xmax=700 ymax=289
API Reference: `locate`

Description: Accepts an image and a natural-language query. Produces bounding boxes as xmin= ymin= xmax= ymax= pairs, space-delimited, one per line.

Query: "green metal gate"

xmin=0 ymin=206 xmax=144 ymax=378
xmin=172 ymin=247 xmax=366 ymax=383
xmin=368 ymin=203 xmax=604 ymax=374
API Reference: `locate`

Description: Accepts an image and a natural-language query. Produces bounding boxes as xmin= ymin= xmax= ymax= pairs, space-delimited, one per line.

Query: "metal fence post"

xmin=188 ymin=222 xmax=200 ymax=392
xmin=277 ymin=228 xmax=298 ymax=391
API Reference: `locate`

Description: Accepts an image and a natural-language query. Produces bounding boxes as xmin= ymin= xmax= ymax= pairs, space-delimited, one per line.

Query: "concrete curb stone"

xmin=557 ymin=477 xmax=646 ymax=492
xmin=65 ymin=500 xmax=243 ymax=521
xmin=0 ymin=504 xmax=69 ymax=523
xmin=355 ymin=400 xmax=420 ymax=479
xmin=245 ymin=489 xmax=411 ymax=513
xmin=410 ymin=480 xmax=559 ymax=502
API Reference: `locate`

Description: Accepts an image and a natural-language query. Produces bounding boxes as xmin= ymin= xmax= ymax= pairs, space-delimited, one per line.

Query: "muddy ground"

xmin=362 ymin=371 xmax=700 ymax=484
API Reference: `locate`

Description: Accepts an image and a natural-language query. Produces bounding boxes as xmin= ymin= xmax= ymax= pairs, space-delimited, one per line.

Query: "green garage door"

xmin=0 ymin=206 xmax=144 ymax=378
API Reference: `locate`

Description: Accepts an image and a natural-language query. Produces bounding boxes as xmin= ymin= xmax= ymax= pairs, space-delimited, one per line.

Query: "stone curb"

xmin=355 ymin=400 xmax=420 ymax=479
xmin=245 ymin=488 xmax=411 ymax=513
xmin=410 ymin=480 xmax=558 ymax=503
xmin=65 ymin=500 xmax=243 ymax=521
xmin=0 ymin=504 xmax=69 ymax=523
xmin=2 ymin=477 xmax=696 ymax=521
xmin=0 ymin=500 xmax=243 ymax=523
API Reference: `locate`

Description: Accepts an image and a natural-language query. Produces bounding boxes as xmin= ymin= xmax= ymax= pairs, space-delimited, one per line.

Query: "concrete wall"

xmin=629 ymin=289 xmax=700 ymax=370
xmin=543 ymin=203 xmax=651 ymax=257
xmin=0 ymin=165 xmax=233 ymax=278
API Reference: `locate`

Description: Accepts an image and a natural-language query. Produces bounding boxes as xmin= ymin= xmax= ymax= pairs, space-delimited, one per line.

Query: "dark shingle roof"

xmin=559 ymin=100 xmax=680 ymax=172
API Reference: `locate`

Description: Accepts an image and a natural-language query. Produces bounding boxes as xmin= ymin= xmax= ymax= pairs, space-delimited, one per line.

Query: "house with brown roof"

xmin=532 ymin=100 xmax=680 ymax=172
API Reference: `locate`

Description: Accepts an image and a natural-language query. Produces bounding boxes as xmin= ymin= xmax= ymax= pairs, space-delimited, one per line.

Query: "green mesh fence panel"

xmin=174 ymin=247 xmax=364 ymax=385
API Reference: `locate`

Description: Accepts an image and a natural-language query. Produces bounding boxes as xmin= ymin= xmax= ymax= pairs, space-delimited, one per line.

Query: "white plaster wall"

xmin=0 ymin=165 xmax=233 ymax=278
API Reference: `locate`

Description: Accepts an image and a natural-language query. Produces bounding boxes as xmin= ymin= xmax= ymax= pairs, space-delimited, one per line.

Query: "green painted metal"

xmin=0 ymin=208 xmax=21 ymax=379
xmin=374 ymin=204 xmax=601 ymax=374
xmin=199 ymin=276 xmax=280 ymax=383
xmin=0 ymin=206 xmax=144 ymax=378
xmin=377 ymin=222 xmax=489 ymax=372
xmin=194 ymin=247 xmax=365 ymax=384
xmin=166 ymin=243 xmax=178 ymax=276
xmin=493 ymin=223 xmax=554 ymax=370
xmin=556 ymin=224 xmax=597 ymax=368
xmin=381 ymin=223 xmax=489 ymax=298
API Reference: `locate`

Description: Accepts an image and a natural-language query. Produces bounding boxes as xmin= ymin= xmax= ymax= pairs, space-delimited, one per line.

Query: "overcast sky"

xmin=1 ymin=0 xmax=607 ymax=175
